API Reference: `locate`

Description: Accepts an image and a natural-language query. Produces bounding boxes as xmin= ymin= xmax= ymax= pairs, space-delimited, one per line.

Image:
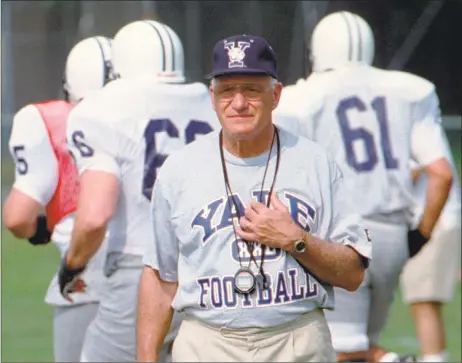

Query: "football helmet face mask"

xmin=112 ymin=20 xmax=185 ymax=83
xmin=63 ymin=36 xmax=115 ymax=103
xmin=310 ymin=11 xmax=375 ymax=73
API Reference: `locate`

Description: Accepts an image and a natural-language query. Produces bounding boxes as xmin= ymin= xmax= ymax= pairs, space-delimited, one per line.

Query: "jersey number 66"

xmin=142 ymin=118 xmax=213 ymax=200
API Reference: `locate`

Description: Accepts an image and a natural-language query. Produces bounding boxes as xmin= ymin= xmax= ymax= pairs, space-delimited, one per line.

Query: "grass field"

xmin=1 ymin=229 xmax=461 ymax=362
xmin=1 ymin=131 xmax=461 ymax=362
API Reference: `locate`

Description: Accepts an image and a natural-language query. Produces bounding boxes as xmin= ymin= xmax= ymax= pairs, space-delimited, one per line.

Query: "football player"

xmin=3 ymin=36 xmax=115 ymax=362
xmin=58 ymin=20 xmax=221 ymax=362
xmin=400 ymin=142 xmax=461 ymax=362
xmin=276 ymin=11 xmax=453 ymax=363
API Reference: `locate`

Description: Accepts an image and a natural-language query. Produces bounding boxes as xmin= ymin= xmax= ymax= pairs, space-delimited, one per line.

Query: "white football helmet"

xmin=310 ymin=11 xmax=375 ymax=72
xmin=63 ymin=36 xmax=115 ymax=103
xmin=112 ymin=20 xmax=185 ymax=83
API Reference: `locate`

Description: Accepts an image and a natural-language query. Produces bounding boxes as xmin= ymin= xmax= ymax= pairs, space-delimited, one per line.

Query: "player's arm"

xmin=4 ymin=190 xmax=42 ymax=238
xmin=3 ymin=105 xmax=58 ymax=243
xmin=137 ymin=176 xmax=179 ymax=361
xmin=412 ymin=152 xmax=453 ymax=238
xmin=410 ymin=92 xmax=453 ymax=255
xmin=64 ymin=114 xmax=120 ymax=269
xmin=65 ymin=170 xmax=119 ymax=269
xmin=409 ymin=154 xmax=452 ymax=258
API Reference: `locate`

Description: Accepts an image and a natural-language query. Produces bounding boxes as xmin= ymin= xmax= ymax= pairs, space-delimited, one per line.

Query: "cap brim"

xmin=205 ymin=68 xmax=276 ymax=80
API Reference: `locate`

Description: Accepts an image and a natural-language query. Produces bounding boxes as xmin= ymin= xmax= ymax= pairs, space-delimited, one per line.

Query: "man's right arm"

xmin=137 ymin=173 xmax=180 ymax=361
xmin=137 ymin=267 xmax=178 ymax=362
xmin=3 ymin=105 xmax=58 ymax=239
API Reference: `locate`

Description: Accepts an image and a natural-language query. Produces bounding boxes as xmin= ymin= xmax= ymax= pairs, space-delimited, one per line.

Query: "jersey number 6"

xmin=71 ymin=130 xmax=95 ymax=158
xmin=142 ymin=118 xmax=213 ymax=200
xmin=337 ymin=96 xmax=399 ymax=172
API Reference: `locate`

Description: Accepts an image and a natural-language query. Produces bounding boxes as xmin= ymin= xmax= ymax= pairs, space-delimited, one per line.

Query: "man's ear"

xmin=209 ymin=86 xmax=217 ymax=111
xmin=272 ymin=82 xmax=283 ymax=110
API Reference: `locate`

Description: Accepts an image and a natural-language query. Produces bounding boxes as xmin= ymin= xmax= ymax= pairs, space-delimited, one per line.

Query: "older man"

xmin=137 ymin=34 xmax=372 ymax=362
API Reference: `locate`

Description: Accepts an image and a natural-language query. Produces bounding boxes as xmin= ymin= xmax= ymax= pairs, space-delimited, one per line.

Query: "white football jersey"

xmin=8 ymin=104 xmax=108 ymax=305
xmin=66 ymin=77 xmax=221 ymax=256
xmin=276 ymin=65 xmax=447 ymax=219
xmin=9 ymin=105 xmax=59 ymax=213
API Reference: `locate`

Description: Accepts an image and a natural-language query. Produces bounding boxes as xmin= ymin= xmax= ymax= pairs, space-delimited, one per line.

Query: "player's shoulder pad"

xmin=68 ymin=78 xmax=141 ymax=127
xmin=12 ymin=103 xmax=47 ymax=131
xmin=300 ymin=72 xmax=330 ymax=110
xmin=279 ymin=126 xmax=332 ymax=164
xmin=9 ymin=103 xmax=51 ymax=147
xmin=280 ymin=81 xmax=302 ymax=99
xmin=181 ymin=81 xmax=209 ymax=96
xmin=14 ymin=103 xmax=42 ymax=121
xmin=149 ymin=81 xmax=211 ymax=102
xmin=278 ymin=75 xmax=325 ymax=119
xmin=91 ymin=77 xmax=144 ymax=108
xmin=376 ymin=68 xmax=436 ymax=102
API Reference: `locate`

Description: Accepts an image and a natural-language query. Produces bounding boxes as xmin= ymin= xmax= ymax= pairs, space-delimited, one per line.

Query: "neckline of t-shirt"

xmin=221 ymin=133 xmax=280 ymax=167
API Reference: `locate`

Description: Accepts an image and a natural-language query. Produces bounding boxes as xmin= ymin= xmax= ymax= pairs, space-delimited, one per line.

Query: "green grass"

xmin=447 ymin=130 xmax=461 ymax=177
xmin=381 ymin=288 xmax=462 ymax=362
xmin=1 ymin=131 xmax=460 ymax=361
xmin=1 ymin=230 xmax=60 ymax=362
xmin=1 ymin=229 xmax=461 ymax=362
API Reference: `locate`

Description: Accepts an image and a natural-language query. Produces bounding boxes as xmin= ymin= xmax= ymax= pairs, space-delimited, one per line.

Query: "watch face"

xmin=295 ymin=240 xmax=306 ymax=252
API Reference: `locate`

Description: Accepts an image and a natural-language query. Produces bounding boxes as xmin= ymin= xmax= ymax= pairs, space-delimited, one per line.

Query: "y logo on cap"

xmin=224 ymin=41 xmax=251 ymax=68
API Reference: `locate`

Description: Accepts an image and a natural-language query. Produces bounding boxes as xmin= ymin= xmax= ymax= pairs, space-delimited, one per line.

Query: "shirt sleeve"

xmin=143 ymin=174 xmax=180 ymax=282
xmin=66 ymin=107 xmax=121 ymax=178
xmin=8 ymin=105 xmax=58 ymax=205
xmin=410 ymin=89 xmax=447 ymax=167
xmin=321 ymin=157 xmax=372 ymax=260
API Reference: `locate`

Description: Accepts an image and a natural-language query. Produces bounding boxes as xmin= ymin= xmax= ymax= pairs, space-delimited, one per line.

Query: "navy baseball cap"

xmin=206 ymin=34 xmax=278 ymax=80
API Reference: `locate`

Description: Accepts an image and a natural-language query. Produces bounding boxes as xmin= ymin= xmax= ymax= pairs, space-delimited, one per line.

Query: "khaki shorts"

xmin=400 ymin=214 xmax=461 ymax=304
xmin=172 ymin=308 xmax=336 ymax=362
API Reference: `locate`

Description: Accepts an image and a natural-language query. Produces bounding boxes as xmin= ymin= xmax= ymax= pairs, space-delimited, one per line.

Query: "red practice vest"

xmin=34 ymin=100 xmax=79 ymax=232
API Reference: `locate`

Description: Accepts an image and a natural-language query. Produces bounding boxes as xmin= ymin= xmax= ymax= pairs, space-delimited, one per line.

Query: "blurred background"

xmin=1 ymin=1 xmax=460 ymax=361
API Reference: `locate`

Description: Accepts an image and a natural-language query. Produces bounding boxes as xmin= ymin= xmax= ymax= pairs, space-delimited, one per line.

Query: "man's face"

xmin=209 ymin=75 xmax=282 ymax=139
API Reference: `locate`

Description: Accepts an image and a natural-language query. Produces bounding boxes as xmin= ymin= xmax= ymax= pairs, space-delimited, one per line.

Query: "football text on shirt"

xmin=191 ymin=189 xmax=319 ymax=309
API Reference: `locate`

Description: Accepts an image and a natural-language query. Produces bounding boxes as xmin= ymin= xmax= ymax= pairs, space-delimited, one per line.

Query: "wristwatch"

xmin=292 ymin=238 xmax=307 ymax=254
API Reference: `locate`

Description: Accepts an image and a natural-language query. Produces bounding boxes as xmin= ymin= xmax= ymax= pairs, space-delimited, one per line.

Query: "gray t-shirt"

xmin=144 ymin=127 xmax=371 ymax=329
